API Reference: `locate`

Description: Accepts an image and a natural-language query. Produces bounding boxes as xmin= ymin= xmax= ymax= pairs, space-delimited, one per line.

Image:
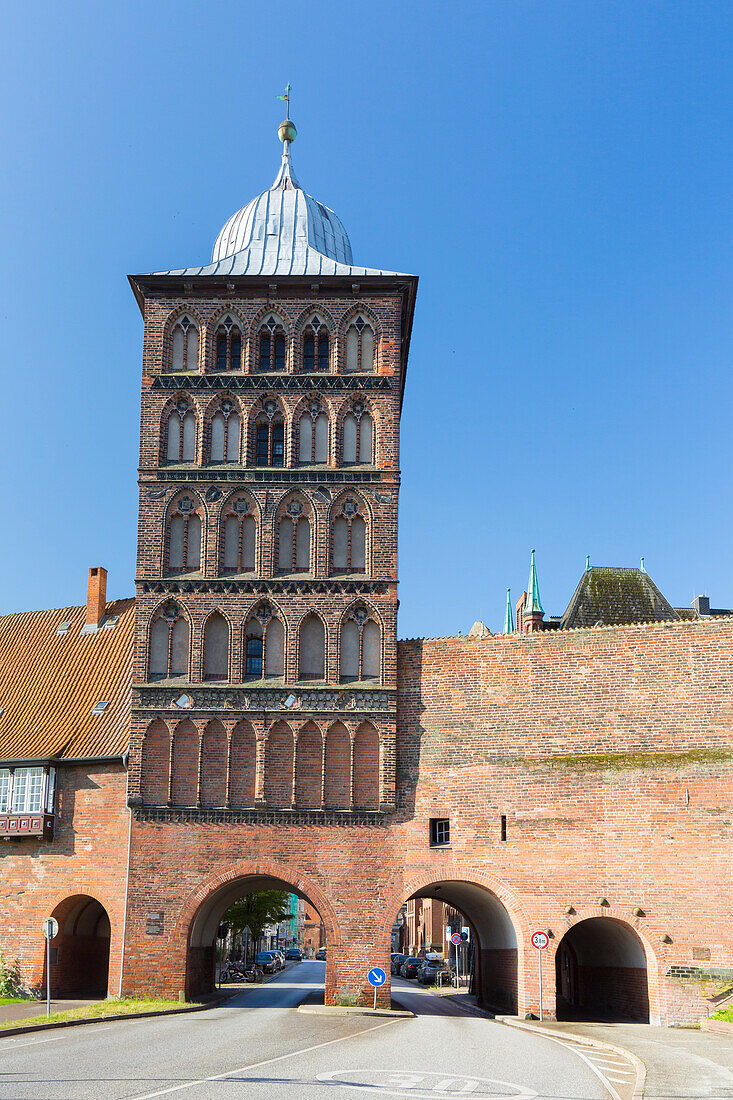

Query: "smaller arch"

xmin=200 ymin=719 xmax=227 ymax=808
xmin=340 ymin=309 xmax=379 ymax=373
xmin=298 ymin=312 xmax=333 ymax=373
xmin=254 ymin=311 xmax=289 ymax=373
xmin=161 ymin=396 xmax=198 ymax=465
xmin=249 ymin=395 xmax=286 ymax=467
xmin=338 ymin=601 xmax=382 ymax=683
xmin=324 ymin=722 xmax=351 ymax=808
xmin=353 ymin=722 xmax=379 ymax=809
xmin=229 ymin=720 xmax=256 ymax=807
xmin=296 ymin=396 xmax=330 ymax=465
xmin=206 ymin=395 xmax=242 ymax=464
xmin=147 ymin=600 xmax=190 ymax=680
xmin=219 ymin=492 xmax=257 ymax=575
xmin=339 ymin=399 xmax=375 ymax=466
xmin=203 ymin=611 xmax=230 ymax=681
xmin=556 ymin=917 xmax=650 ymax=1022
xmin=330 ymin=492 xmax=370 ymax=575
xmin=298 ymin=612 xmax=326 ymax=681
xmin=171 ymin=719 xmax=199 ymax=806
xmin=164 ymin=491 xmax=205 ymax=575
xmin=265 ymin=721 xmax=294 ymax=807
xmin=141 ymin=718 xmax=170 ymax=804
xmin=211 ymin=312 xmax=244 ymax=372
xmin=167 ymin=313 xmax=201 ymax=373
xmin=295 ymin=721 xmax=323 ymax=808
xmin=241 ymin=600 xmax=286 ymax=681
xmin=46 ymin=894 xmax=112 ymax=997
xmin=274 ymin=492 xmax=314 ymax=575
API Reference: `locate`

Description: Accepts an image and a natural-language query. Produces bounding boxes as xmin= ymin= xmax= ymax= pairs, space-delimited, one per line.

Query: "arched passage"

xmin=45 ymin=894 xmax=111 ymax=998
xmin=555 ymin=917 xmax=649 ymax=1022
xmin=391 ymin=880 xmax=519 ymax=1013
xmin=183 ymin=868 xmax=338 ymax=1001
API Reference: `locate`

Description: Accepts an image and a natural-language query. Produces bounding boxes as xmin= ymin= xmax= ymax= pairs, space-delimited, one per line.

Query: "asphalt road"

xmin=0 ymin=961 xmax=616 ymax=1100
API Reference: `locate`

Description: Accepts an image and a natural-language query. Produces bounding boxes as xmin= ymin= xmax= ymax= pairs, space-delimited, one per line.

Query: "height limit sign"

xmin=531 ymin=930 xmax=549 ymax=1022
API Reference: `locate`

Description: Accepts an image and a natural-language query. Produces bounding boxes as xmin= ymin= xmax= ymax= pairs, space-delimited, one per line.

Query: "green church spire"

xmin=526 ymin=549 xmax=543 ymax=614
xmin=504 ymin=588 xmax=514 ymax=634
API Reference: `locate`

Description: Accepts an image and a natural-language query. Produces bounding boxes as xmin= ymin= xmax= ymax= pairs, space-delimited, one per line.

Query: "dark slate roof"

xmin=562 ymin=567 xmax=679 ymax=629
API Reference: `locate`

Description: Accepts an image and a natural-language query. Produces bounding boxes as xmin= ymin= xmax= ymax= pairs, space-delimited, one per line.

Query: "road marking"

xmin=316 ymin=1069 xmax=538 ymax=1099
xmin=512 ymin=1031 xmax=630 ymax=1100
xmin=0 ymin=1025 xmax=114 ymax=1050
xmin=128 ymin=1017 xmax=402 ymax=1100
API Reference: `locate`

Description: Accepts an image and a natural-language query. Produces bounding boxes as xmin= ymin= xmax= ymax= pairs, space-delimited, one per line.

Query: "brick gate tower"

xmin=126 ymin=115 xmax=417 ymax=831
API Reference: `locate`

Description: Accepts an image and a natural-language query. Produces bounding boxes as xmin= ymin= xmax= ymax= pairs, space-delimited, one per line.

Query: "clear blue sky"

xmin=1 ymin=1 xmax=732 ymax=637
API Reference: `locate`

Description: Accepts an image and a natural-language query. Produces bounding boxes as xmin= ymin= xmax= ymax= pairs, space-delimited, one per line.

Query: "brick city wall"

xmin=3 ymin=619 xmax=731 ymax=1023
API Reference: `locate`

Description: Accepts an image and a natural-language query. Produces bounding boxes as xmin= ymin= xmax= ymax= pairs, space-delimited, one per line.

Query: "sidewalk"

xmin=517 ymin=1020 xmax=733 ymax=1100
xmin=0 ymin=999 xmax=96 ymax=1025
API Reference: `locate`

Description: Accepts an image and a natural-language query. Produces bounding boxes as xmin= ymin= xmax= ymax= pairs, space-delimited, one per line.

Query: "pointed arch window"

xmin=340 ymin=606 xmax=381 ymax=683
xmin=148 ymin=604 xmax=190 ymax=681
xmin=244 ymin=604 xmax=285 ymax=681
xmin=214 ymin=316 xmax=242 ymax=371
xmin=299 ymin=613 xmax=326 ymax=681
xmin=167 ymin=496 xmax=202 ymax=573
xmin=344 ymin=315 xmax=375 ymax=372
xmin=302 ymin=316 xmax=330 ymax=372
xmin=332 ymin=498 xmax=367 ymax=574
xmin=258 ymin=315 xmax=287 ymax=372
xmin=204 ymin=612 xmax=229 ymax=681
xmin=277 ymin=500 xmax=311 ymax=573
xmin=165 ymin=400 xmax=197 ymax=464
xmin=170 ymin=316 xmax=200 ymax=372
xmin=298 ymin=401 xmax=329 ymax=465
xmin=221 ymin=496 xmax=256 ymax=574
xmin=209 ymin=400 xmax=240 ymax=463
xmin=341 ymin=404 xmax=374 ymax=465
xmin=254 ymin=401 xmax=285 ymax=467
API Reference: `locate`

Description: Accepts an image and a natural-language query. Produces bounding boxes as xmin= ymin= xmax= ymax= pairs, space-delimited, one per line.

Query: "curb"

xmin=298 ymin=1005 xmax=413 ymax=1019
xmin=700 ymin=1017 xmax=733 ymax=1036
xmin=0 ymin=996 xmax=227 ymax=1039
xmin=494 ymin=1016 xmax=646 ymax=1100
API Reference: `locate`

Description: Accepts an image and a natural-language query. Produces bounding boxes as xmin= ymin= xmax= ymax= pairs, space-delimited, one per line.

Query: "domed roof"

xmin=211 ymin=150 xmax=354 ymax=268
xmin=144 ymin=124 xmax=408 ymax=280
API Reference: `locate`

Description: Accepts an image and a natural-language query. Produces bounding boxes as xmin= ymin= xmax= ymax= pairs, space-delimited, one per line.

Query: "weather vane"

xmin=276 ymin=82 xmax=292 ymax=120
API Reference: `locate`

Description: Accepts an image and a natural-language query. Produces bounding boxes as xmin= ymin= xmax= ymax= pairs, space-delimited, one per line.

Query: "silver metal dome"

xmin=211 ymin=149 xmax=354 ymax=268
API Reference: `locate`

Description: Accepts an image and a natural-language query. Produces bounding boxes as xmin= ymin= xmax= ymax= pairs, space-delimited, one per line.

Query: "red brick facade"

xmin=1 ymin=198 xmax=731 ymax=1029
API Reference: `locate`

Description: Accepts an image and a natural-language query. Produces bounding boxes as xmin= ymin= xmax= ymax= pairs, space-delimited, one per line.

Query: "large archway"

xmin=391 ymin=879 xmax=520 ymax=1013
xmin=184 ymin=871 xmax=334 ymax=1000
xmin=45 ymin=894 xmax=111 ymax=998
xmin=556 ymin=917 xmax=650 ymax=1022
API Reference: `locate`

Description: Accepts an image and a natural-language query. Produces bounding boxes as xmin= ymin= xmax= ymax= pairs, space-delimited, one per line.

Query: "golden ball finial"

xmin=278 ymin=119 xmax=297 ymax=144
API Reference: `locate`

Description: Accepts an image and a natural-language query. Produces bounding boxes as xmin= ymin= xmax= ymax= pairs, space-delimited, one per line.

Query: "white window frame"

xmin=1 ymin=766 xmax=56 ymax=816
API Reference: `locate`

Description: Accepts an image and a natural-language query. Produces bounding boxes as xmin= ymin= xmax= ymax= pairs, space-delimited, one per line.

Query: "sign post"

xmin=42 ymin=918 xmax=58 ymax=1018
xmin=530 ymin=931 xmax=549 ymax=1021
xmin=367 ymin=966 xmax=386 ymax=1010
xmin=450 ymin=932 xmax=462 ymax=988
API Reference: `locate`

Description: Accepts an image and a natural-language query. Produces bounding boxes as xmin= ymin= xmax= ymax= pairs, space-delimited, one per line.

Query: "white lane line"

xmin=512 ymin=1031 xmax=626 ymax=1100
xmin=128 ymin=1017 xmax=402 ymax=1100
xmin=0 ymin=1025 xmax=114 ymax=1050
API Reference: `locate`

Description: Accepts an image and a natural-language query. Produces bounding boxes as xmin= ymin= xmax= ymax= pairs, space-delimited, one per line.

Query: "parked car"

xmin=417 ymin=958 xmax=454 ymax=985
xmin=255 ymin=951 xmax=279 ymax=973
xmin=315 ymin=947 xmax=327 ymax=960
xmin=399 ymin=957 xmax=423 ymax=979
xmin=391 ymin=953 xmax=409 ymax=975
xmin=286 ymin=948 xmax=303 ymax=961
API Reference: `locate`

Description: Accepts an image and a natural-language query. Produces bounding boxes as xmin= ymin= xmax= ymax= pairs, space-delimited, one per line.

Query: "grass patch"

xmin=0 ymin=997 xmax=32 ymax=1006
xmin=0 ymin=996 xmax=199 ymax=1031
xmin=711 ymin=1008 xmax=733 ymax=1023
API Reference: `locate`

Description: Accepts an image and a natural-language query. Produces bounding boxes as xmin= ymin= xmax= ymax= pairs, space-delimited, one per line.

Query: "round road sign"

xmin=531 ymin=931 xmax=549 ymax=950
xmin=367 ymin=967 xmax=386 ymax=987
xmin=42 ymin=917 xmax=58 ymax=940
xmin=450 ymin=932 xmax=462 ymax=945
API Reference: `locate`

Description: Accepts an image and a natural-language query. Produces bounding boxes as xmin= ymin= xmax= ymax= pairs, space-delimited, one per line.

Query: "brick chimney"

xmin=84 ymin=566 xmax=108 ymax=632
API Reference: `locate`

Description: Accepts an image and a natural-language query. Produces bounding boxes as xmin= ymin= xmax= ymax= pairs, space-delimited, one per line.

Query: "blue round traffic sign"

xmin=367 ymin=967 xmax=386 ymax=986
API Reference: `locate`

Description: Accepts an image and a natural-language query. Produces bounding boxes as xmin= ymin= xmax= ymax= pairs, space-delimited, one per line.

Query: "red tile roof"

xmin=0 ymin=598 xmax=134 ymax=762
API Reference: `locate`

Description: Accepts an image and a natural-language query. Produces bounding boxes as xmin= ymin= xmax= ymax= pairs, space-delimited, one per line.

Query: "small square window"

xmin=429 ymin=818 xmax=450 ymax=847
